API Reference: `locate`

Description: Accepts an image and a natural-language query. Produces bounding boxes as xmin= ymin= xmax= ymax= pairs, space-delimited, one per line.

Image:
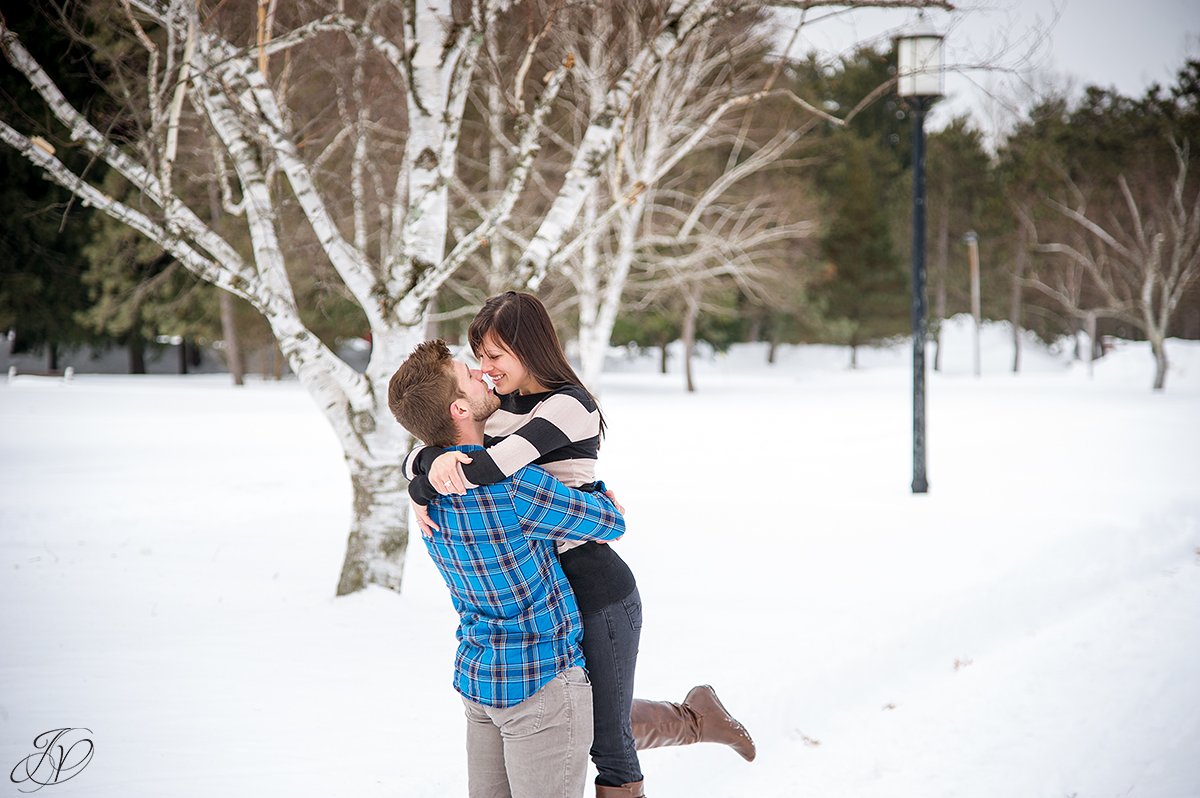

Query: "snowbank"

xmin=1 ymin=328 xmax=1197 ymax=797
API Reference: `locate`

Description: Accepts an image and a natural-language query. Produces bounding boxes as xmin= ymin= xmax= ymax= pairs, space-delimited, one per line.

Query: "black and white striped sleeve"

xmin=403 ymin=444 xmax=445 ymax=480
xmin=457 ymin=391 xmax=600 ymax=486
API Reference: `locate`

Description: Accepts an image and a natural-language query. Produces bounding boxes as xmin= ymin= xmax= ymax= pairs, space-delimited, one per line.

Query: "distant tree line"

xmin=4 ymin=6 xmax=1196 ymax=394
xmin=605 ymin=49 xmax=1200 ymax=391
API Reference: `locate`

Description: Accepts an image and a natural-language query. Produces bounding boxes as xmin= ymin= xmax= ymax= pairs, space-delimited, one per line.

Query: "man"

xmin=388 ymin=340 xmax=625 ymax=798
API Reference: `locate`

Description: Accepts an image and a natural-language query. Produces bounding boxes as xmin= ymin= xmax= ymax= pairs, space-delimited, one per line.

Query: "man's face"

xmin=453 ymin=360 xmax=501 ymax=421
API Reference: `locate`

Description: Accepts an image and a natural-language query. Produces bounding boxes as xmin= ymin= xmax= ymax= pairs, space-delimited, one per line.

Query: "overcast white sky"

xmin=774 ymin=0 xmax=1200 ymax=139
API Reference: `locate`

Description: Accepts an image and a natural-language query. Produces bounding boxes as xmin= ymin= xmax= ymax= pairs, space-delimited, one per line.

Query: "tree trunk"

xmin=682 ymin=285 xmax=700 ymax=393
xmin=287 ymin=324 xmax=425 ymax=597
xmin=570 ymin=9 xmax=657 ymax=391
xmin=1085 ymin=311 xmax=1097 ymax=378
xmin=747 ymin=317 xmax=762 ymax=343
xmin=422 ymin=292 xmax=441 ymax=342
xmin=47 ymin=342 xmax=58 ymax=372
xmin=577 ymin=187 xmax=605 ymax=389
xmin=484 ymin=24 xmax=511 ymax=295
xmin=178 ymin=339 xmax=188 ymax=375
xmin=1150 ymin=333 xmax=1168 ymax=391
xmin=207 ymin=177 xmax=244 ymax=386
xmin=572 ymin=8 xmax=617 ymax=386
xmin=659 ymin=338 xmax=669 ymax=374
xmin=129 ymin=334 xmax=146 ymax=374
xmin=336 ymin=458 xmax=410 ymax=595
xmin=579 ymin=193 xmax=649 ymax=392
xmin=219 ymin=291 xmax=245 ymax=385
xmin=967 ymin=234 xmax=981 ymax=378
xmin=767 ymin=316 xmax=781 ymax=365
xmin=1010 ymin=240 xmax=1026 ymax=374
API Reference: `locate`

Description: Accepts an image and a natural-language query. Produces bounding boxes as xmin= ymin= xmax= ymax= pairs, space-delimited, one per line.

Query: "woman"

xmin=405 ymin=292 xmax=754 ymax=798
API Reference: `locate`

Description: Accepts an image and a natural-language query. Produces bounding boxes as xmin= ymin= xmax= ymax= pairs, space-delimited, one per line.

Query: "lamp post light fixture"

xmin=897 ymin=14 xmax=945 ymax=495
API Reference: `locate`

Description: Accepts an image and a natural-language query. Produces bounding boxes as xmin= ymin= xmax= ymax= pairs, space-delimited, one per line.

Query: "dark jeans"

xmin=580 ymin=587 xmax=644 ymax=787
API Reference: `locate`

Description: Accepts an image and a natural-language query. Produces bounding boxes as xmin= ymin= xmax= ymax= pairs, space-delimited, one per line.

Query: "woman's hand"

xmin=413 ymin=502 xmax=438 ymax=538
xmin=430 ymin=451 xmax=473 ymax=495
xmin=604 ymin=488 xmax=625 ymax=515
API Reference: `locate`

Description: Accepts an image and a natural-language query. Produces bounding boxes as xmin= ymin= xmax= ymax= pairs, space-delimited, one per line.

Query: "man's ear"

xmin=449 ymin=398 xmax=469 ymax=420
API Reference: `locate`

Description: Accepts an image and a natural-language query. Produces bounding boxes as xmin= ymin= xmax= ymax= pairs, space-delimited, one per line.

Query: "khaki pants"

xmin=462 ymin=666 xmax=594 ymax=798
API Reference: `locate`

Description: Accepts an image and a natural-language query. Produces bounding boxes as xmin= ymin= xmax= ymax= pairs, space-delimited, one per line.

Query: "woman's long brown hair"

xmin=468 ymin=291 xmax=606 ymax=436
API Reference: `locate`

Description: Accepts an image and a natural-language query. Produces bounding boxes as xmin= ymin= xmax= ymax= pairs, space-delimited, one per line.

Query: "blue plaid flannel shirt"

xmin=422 ymin=445 xmax=625 ymax=708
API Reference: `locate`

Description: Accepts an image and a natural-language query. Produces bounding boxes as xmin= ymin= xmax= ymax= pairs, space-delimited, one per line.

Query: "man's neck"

xmin=453 ymin=419 xmax=486 ymax=447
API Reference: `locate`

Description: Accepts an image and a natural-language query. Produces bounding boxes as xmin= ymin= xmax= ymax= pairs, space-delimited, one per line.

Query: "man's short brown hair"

xmin=388 ymin=340 xmax=464 ymax=447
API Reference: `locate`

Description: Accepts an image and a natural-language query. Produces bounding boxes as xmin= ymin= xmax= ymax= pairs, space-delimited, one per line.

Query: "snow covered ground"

xmin=2 ymin=319 xmax=1198 ymax=797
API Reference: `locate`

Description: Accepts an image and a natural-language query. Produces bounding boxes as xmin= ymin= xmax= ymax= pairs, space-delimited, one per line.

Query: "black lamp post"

xmin=897 ymin=15 xmax=944 ymax=495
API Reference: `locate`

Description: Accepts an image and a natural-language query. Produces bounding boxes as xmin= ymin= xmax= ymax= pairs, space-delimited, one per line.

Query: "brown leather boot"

xmin=630 ymin=685 xmax=756 ymax=762
xmin=596 ymin=781 xmax=646 ymax=797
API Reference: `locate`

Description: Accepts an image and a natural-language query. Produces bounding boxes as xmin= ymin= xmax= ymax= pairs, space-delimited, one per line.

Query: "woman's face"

xmin=477 ymin=332 xmax=540 ymax=395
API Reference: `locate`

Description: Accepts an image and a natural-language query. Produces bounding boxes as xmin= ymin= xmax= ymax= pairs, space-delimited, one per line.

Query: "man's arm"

xmin=511 ymin=466 xmax=625 ymax=543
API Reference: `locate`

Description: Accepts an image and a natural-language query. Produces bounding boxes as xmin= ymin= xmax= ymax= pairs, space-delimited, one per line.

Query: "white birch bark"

xmin=484 ymin=23 xmax=512 ymax=294
xmin=565 ymin=11 xmax=803 ymax=389
xmin=577 ymin=186 xmax=606 ymax=386
xmin=515 ymin=0 xmax=719 ymax=288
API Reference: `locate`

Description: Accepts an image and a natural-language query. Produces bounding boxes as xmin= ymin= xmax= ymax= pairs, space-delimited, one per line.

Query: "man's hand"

xmin=413 ymin=502 xmax=439 ymax=538
xmin=591 ymin=488 xmax=624 ymax=545
xmin=430 ymin=451 xmax=472 ymax=495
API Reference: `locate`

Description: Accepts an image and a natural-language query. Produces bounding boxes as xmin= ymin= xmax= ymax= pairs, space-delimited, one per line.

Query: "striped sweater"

xmin=404 ymin=384 xmax=602 ymax=502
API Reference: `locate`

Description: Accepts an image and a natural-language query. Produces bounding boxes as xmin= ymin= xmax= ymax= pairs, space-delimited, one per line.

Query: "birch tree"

xmin=555 ymin=5 xmax=776 ymax=387
xmin=1023 ymin=141 xmax=1200 ymax=389
xmin=559 ymin=6 xmax=937 ymax=388
xmin=1 ymin=0 xmax=951 ymax=595
xmin=640 ymin=193 xmax=816 ymax=390
xmin=1009 ymin=70 xmax=1200 ymax=390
